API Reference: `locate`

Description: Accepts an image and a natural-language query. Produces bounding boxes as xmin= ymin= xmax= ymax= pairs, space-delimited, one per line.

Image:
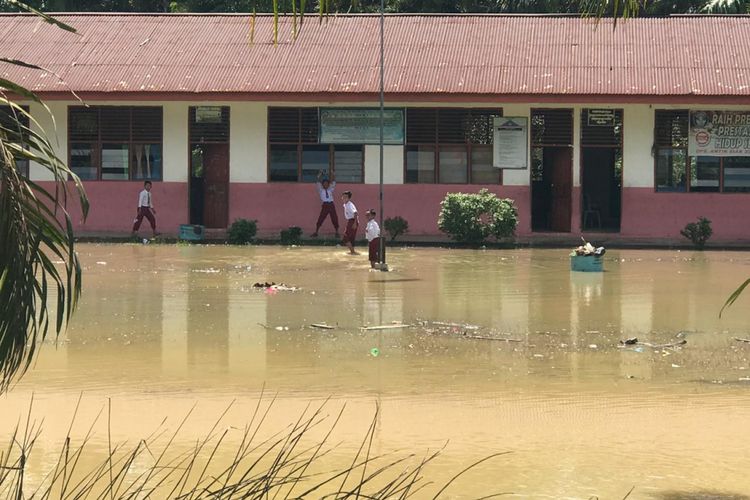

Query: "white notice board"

xmin=493 ymin=117 xmax=528 ymax=169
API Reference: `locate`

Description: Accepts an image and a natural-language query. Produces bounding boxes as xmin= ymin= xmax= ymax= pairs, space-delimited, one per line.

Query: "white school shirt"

xmin=317 ymin=181 xmax=336 ymax=202
xmin=343 ymin=200 xmax=357 ymax=220
xmin=365 ymin=220 xmax=380 ymax=242
xmin=138 ymin=189 xmax=152 ymax=208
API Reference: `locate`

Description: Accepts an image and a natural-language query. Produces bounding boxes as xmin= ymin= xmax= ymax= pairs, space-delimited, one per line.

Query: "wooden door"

xmin=203 ymin=144 xmax=229 ymax=228
xmin=550 ymin=147 xmax=572 ymax=232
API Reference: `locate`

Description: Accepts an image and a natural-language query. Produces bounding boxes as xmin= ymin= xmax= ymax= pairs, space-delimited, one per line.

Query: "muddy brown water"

xmin=3 ymin=244 xmax=750 ymax=498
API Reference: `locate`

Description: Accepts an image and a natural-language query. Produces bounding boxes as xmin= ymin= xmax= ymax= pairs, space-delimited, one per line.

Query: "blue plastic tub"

xmin=179 ymin=224 xmax=205 ymax=241
xmin=570 ymin=254 xmax=603 ymax=272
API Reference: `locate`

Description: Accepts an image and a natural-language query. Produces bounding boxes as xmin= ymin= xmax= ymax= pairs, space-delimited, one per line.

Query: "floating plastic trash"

xmin=370 ymin=348 xmax=380 ymax=357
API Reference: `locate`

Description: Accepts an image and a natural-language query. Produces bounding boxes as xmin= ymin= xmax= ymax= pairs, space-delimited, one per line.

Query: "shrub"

xmin=280 ymin=226 xmax=303 ymax=245
xmin=227 ymin=218 xmax=258 ymax=245
xmin=680 ymin=216 xmax=712 ymax=249
xmin=384 ymin=216 xmax=409 ymax=241
xmin=438 ymin=189 xmax=518 ymax=244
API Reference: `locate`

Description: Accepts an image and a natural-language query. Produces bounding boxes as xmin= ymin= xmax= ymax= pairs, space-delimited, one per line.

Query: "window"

xmin=68 ymin=106 xmax=163 ymax=181
xmin=268 ymin=107 xmax=364 ymax=183
xmin=404 ymin=108 xmax=502 ymax=184
xmin=654 ymin=110 xmax=750 ymax=193
xmin=0 ymin=105 xmax=30 ymax=177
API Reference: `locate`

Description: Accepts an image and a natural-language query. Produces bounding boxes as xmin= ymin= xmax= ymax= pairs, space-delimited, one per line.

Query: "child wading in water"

xmin=311 ymin=170 xmax=339 ymax=238
xmin=131 ymin=180 xmax=158 ymax=237
xmin=365 ymin=209 xmax=383 ymax=268
xmin=341 ymin=190 xmax=359 ymax=255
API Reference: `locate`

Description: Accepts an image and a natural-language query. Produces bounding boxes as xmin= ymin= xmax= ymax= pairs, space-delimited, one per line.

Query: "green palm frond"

xmin=0 ymin=93 xmax=87 ymax=389
xmin=720 ymin=278 xmax=750 ymax=318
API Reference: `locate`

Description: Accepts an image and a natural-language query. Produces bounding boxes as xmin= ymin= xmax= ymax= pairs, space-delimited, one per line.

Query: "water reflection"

xmin=7 ymin=244 xmax=750 ymax=497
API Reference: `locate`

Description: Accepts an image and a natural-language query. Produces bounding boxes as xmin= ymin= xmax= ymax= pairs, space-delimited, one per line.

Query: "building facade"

xmin=3 ymin=14 xmax=750 ymax=241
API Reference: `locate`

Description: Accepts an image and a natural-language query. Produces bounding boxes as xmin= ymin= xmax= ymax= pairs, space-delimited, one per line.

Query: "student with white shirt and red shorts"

xmin=311 ymin=170 xmax=339 ymax=238
xmin=341 ymin=190 xmax=359 ymax=255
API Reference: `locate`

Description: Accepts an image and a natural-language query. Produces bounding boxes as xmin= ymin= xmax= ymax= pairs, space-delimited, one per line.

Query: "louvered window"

xmin=531 ymin=109 xmax=573 ymax=147
xmin=0 ymin=105 xmax=30 ymax=177
xmin=190 ymin=107 xmax=230 ymax=143
xmin=654 ymin=110 xmax=750 ymax=193
xmin=268 ymin=107 xmax=363 ymax=183
xmin=405 ymin=108 xmax=502 ymax=184
xmin=68 ymin=106 xmax=163 ymax=181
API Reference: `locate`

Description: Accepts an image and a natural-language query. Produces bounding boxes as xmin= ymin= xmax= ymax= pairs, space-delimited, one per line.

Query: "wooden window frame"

xmin=404 ymin=107 xmax=504 ymax=185
xmin=653 ymin=110 xmax=750 ymax=194
xmin=267 ymin=107 xmax=365 ymax=183
xmin=67 ymin=105 xmax=164 ymax=181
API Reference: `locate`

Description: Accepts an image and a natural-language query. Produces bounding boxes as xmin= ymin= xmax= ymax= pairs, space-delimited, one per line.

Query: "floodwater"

xmin=3 ymin=244 xmax=750 ymax=499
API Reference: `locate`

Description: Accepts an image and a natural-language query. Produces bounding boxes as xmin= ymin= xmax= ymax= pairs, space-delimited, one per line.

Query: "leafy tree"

xmin=0 ymin=1 xmax=88 ymax=389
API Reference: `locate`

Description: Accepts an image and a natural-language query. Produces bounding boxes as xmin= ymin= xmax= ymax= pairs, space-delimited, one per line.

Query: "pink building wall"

xmin=621 ymin=188 xmax=750 ymax=242
xmin=54 ymin=180 xmax=750 ymax=243
xmin=229 ymin=184 xmax=532 ymax=237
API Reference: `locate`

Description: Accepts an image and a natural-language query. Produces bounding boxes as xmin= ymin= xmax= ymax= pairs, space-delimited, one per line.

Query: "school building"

xmin=3 ymin=13 xmax=750 ymax=241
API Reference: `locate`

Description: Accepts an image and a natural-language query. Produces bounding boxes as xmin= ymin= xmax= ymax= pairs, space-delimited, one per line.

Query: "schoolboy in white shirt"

xmin=131 ymin=180 xmax=158 ymax=237
xmin=365 ymin=209 xmax=383 ymax=268
xmin=312 ymin=170 xmax=339 ymax=238
xmin=341 ymin=190 xmax=358 ymax=255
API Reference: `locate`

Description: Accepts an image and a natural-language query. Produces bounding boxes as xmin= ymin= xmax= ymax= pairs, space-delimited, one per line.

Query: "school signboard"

xmin=319 ymin=108 xmax=405 ymax=144
xmin=493 ymin=117 xmax=528 ymax=169
xmin=688 ymin=110 xmax=750 ymax=156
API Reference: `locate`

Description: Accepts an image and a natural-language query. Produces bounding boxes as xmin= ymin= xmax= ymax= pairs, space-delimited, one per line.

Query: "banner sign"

xmin=689 ymin=110 xmax=750 ymax=156
xmin=493 ymin=117 xmax=528 ymax=169
xmin=320 ymin=108 xmax=404 ymax=144
xmin=587 ymin=109 xmax=615 ymax=127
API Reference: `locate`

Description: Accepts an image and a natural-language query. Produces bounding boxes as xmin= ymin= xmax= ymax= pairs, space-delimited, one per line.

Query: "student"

xmin=341 ymin=190 xmax=358 ymax=255
xmin=365 ymin=209 xmax=383 ymax=269
xmin=312 ymin=170 xmax=339 ymax=237
xmin=131 ymin=180 xmax=158 ymax=237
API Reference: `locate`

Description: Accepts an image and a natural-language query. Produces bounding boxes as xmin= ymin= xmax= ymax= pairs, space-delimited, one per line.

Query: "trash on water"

xmin=620 ymin=337 xmax=639 ymax=345
xmin=588 ymin=344 xmax=598 ymax=349
xmin=370 ymin=347 xmax=380 ymax=357
xmin=253 ymin=282 xmax=301 ymax=292
xmin=311 ymin=323 xmax=335 ymax=330
xmin=362 ymin=322 xmax=411 ymax=331
xmin=143 ymin=238 xmax=149 ymax=244
xmin=96 ymin=261 xmax=107 ymax=265
xmin=671 ymin=364 xmax=681 ymax=368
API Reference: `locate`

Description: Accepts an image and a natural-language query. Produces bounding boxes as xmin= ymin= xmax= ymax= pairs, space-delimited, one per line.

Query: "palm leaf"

xmin=720 ymin=278 xmax=750 ymax=318
xmin=5 ymin=0 xmax=77 ymax=33
xmin=0 ymin=20 xmax=87 ymax=391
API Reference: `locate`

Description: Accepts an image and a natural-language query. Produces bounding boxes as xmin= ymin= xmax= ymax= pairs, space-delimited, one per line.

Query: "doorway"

xmin=189 ymin=106 xmax=230 ymax=228
xmin=191 ymin=144 xmax=229 ymax=228
xmin=580 ymin=109 xmax=623 ymax=231
xmin=531 ymin=109 xmax=574 ymax=232
xmin=531 ymin=147 xmax=573 ymax=232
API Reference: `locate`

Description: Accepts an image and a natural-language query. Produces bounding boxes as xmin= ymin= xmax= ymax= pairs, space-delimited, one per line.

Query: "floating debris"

xmin=620 ymin=337 xmax=639 ymax=345
xmin=310 ymin=323 xmax=336 ymax=330
xmin=362 ymin=323 xmax=411 ymax=331
xmin=252 ymin=282 xmax=301 ymax=292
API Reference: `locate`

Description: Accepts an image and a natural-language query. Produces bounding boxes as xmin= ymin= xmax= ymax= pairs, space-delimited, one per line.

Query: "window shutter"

xmin=189 ymin=106 xmax=229 ymax=143
xmin=0 ymin=105 xmax=30 ymax=142
xmin=406 ymin=108 xmax=437 ymax=143
xmin=300 ymin=108 xmax=319 ymax=143
xmin=531 ymin=109 xmax=573 ymax=146
xmin=438 ymin=109 xmax=469 ymax=144
xmin=269 ymin=108 xmax=301 ymax=143
xmin=654 ymin=110 xmax=688 ymax=148
xmin=100 ymin=107 xmax=131 ymax=142
xmin=69 ymin=107 xmax=99 ymax=141
xmin=581 ymin=109 xmax=623 ymax=147
xmin=132 ymin=107 xmax=163 ymax=142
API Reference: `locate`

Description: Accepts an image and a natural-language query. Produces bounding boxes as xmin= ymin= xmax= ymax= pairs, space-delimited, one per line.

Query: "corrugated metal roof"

xmin=1 ymin=13 xmax=749 ymax=98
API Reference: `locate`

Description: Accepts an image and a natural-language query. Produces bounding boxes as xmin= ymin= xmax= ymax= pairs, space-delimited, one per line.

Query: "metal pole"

xmin=378 ymin=0 xmax=387 ymax=270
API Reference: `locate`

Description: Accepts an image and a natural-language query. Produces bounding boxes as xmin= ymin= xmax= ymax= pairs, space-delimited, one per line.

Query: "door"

xmin=203 ymin=144 xmax=229 ymax=228
xmin=550 ymin=147 xmax=572 ymax=232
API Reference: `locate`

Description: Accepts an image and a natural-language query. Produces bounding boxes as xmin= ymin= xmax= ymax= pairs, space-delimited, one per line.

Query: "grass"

xmin=0 ymin=393 xmax=512 ymax=499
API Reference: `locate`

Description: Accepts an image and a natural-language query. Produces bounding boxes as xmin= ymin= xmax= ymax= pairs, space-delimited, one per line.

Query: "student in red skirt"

xmin=311 ymin=170 xmax=339 ymax=238
xmin=341 ymin=190 xmax=359 ymax=255
xmin=365 ymin=209 xmax=383 ymax=268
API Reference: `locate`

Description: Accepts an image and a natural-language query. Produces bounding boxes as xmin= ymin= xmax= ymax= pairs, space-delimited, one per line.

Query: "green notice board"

xmin=319 ymin=108 xmax=405 ymax=145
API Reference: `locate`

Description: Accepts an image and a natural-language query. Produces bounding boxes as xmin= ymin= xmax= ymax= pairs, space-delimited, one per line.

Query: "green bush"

xmin=384 ymin=216 xmax=409 ymax=241
xmin=280 ymin=226 xmax=303 ymax=245
xmin=680 ymin=216 xmax=712 ymax=249
xmin=227 ymin=218 xmax=258 ymax=245
xmin=438 ymin=189 xmax=518 ymax=244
